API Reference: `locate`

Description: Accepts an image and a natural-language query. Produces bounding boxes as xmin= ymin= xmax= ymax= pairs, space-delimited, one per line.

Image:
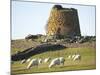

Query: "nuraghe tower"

xmin=46 ymin=5 xmax=81 ymax=37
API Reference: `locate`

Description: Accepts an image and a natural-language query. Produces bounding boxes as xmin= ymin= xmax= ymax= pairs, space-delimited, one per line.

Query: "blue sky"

xmin=12 ymin=1 xmax=96 ymax=39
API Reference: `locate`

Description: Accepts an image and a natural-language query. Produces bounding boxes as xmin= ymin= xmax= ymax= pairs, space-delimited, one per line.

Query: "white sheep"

xmin=49 ymin=57 xmax=65 ymax=68
xmin=44 ymin=57 xmax=50 ymax=63
xmin=27 ymin=58 xmax=42 ymax=69
xmin=72 ymin=54 xmax=76 ymax=59
xmin=73 ymin=54 xmax=81 ymax=61
xmin=38 ymin=58 xmax=42 ymax=64
xmin=59 ymin=57 xmax=65 ymax=65
xmin=21 ymin=59 xmax=26 ymax=64
xmin=27 ymin=59 xmax=38 ymax=69
xmin=49 ymin=58 xmax=59 ymax=68
xmin=26 ymin=58 xmax=31 ymax=63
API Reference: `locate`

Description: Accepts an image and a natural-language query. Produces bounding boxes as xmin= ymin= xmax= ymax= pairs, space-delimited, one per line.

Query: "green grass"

xmin=11 ymin=47 xmax=96 ymax=74
xmin=12 ymin=64 xmax=95 ymax=74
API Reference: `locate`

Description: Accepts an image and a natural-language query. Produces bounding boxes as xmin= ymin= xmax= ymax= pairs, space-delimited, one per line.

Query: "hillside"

xmin=11 ymin=38 xmax=95 ymax=54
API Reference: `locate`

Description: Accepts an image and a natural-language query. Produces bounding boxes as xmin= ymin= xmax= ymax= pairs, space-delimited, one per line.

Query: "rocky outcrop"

xmin=11 ymin=43 xmax=66 ymax=61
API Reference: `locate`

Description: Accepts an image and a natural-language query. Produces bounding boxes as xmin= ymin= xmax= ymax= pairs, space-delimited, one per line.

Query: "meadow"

xmin=11 ymin=40 xmax=96 ymax=74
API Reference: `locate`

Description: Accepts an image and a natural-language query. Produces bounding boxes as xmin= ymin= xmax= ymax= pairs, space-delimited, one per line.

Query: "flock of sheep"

xmin=17 ymin=54 xmax=81 ymax=69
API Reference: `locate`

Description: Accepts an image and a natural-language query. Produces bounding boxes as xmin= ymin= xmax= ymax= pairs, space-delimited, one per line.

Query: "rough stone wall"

xmin=46 ymin=5 xmax=81 ymax=37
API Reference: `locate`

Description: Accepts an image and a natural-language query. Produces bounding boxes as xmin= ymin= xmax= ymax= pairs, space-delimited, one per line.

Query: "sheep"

xmin=59 ymin=57 xmax=65 ymax=65
xmin=38 ymin=58 xmax=42 ymax=64
xmin=49 ymin=57 xmax=65 ymax=68
xmin=49 ymin=58 xmax=60 ymax=68
xmin=27 ymin=58 xmax=42 ymax=69
xmin=72 ymin=54 xmax=76 ymax=59
xmin=21 ymin=59 xmax=26 ymax=64
xmin=27 ymin=59 xmax=38 ymax=69
xmin=44 ymin=57 xmax=50 ymax=63
xmin=73 ymin=54 xmax=81 ymax=61
xmin=26 ymin=58 xmax=31 ymax=63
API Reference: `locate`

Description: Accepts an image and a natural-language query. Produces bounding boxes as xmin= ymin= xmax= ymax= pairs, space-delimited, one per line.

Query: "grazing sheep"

xmin=73 ymin=54 xmax=81 ymax=61
xmin=26 ymin=58 xmax=31 ymax=63
xmin=49 ymin=57 xmax=65 ymax=68
xmin=49 ymin=58 xmax=60 ymax=68
xmin=72 ymin=54 xmax=76 ymax=59
xmin=27 ymin=59 xmax=38 ymax=69
xmin=27 ymin=58 xmax=42 ymax=69
xmin=44 ymin=57 xmax=50 ymax=63
xmin=59 ymin=57 xmax=65 ymax=65
xmin=38 ymin=58 xmax=42 ymax=64
xmin=21 ymin=59 xmax=26 ymax=64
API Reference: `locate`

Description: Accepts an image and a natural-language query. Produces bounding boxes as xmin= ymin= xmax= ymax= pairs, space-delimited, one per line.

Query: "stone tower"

xmin=46 ymin=5 xmax=81 ymax=37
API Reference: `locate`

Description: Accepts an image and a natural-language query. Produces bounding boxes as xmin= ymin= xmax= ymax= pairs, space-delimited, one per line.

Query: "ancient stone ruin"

xmin=46 ymin=5 xmax=81 ymax=37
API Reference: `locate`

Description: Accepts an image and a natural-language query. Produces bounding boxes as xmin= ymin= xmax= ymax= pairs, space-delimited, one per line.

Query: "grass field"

xmin=11 ymin=40 xmax=96 ymax=75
